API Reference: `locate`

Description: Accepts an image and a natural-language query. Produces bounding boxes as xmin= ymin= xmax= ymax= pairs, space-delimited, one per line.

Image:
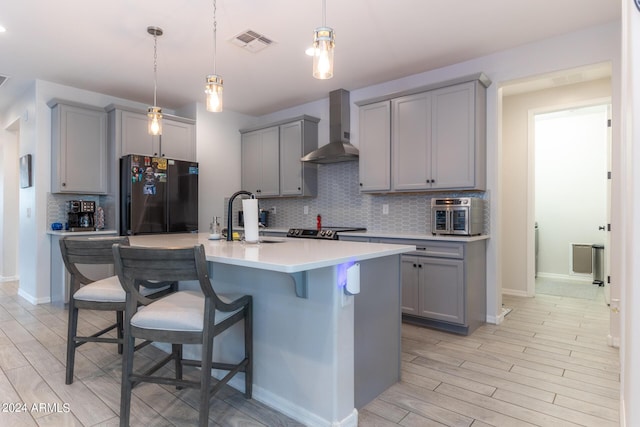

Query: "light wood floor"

xmin=0 ymin=280 xmax=618 ymax=426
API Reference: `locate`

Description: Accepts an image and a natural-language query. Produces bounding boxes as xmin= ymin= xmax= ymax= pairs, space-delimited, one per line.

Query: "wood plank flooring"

xmin=0 ymin=280 xmax=618 ymax=426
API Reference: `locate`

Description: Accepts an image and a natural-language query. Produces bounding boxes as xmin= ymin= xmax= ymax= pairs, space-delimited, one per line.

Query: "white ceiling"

xmin=0 ymin=1 xmax=620 ymax=116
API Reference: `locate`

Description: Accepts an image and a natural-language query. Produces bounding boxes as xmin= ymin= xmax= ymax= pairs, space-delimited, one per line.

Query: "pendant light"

xmin=205 ymin=0 xmax=223 ymax=112
xmin=147 ymin=26 xmax=163 ymax=135
xmin=312 ymin=0 xmax=335 ymax=80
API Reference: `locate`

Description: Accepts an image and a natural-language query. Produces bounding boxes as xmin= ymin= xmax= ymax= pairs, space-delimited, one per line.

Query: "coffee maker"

xmin=67 ymin=200 xmax=96 ymax=231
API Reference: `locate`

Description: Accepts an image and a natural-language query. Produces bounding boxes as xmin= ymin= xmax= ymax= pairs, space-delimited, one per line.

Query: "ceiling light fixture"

xmin=205 ymin=0 xmax=223 ymax=112
xmin=147 ymin=26 xmax=163 ymax=135
xmin=312 ymin=0 xmax=335 ymax=80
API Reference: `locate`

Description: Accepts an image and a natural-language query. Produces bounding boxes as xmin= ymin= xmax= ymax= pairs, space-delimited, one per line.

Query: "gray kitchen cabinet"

xmin=392 ymin=92 xmax=431 ymax=191
xmin=49 ymin=99 xmax=108 ymax=194
xmin=107 ymin=105 xmax=196 ymax=161
xmin=358 ymin=101 xmax=391 ymax=192
xmin=430 ymin=82 xmax=479 ymax=189
xmin=241 ymin=126 xmax=280 ymax=197
xmin=384 ymin=238 xmax=486 ymax=335
xmin=400 ymin=251 xmax=464 ymax=324
xmin=279 ymin=119 xmax=318 ymax=196
xmin=401 ymin=256 xmax=421 ymax=315
xmin=241 ymin=115 xmax=319 ymax=198
xmin=417 ymin=256 xmax=465 ymax=323
xmin=357 ymin=73 xmax=489 ymax=193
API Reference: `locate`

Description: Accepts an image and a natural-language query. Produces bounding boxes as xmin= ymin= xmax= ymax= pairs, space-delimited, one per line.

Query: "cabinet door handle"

xmin=298 ymin=187 xmax=301 ymax=191
xmin=62 ymin=182 xmax=66 ymax=187
xmin=413 ymin=264 xmax=417 ymax=268
xmin=359 ymin=183 xmax=363 ymax=187
xmin=418 ymin=264 xmax=422 ymax=268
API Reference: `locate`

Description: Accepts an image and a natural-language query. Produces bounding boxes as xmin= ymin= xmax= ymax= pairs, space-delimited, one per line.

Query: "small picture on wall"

xmin=20 ymin=154 xmax=32 ymax=188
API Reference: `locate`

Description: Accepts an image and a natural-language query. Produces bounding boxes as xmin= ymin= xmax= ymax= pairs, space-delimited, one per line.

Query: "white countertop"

xmin=340 ymin=231 xmax=490 ymax=242
xmin=47 ymin=229 xmax=118 ymax=236
xmin=129 ymin=232 xmax=415 ymax=274
xmin=261 ymin=228 xmax=490 ymax=243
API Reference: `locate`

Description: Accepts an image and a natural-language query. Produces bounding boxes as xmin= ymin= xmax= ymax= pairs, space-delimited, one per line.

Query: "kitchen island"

xmin=129 ymin=233 xmax=414 ymax=427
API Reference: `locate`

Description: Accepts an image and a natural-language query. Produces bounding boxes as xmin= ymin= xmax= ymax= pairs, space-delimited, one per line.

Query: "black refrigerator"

xmin=120 ymin=154 xmax=198 ymax=235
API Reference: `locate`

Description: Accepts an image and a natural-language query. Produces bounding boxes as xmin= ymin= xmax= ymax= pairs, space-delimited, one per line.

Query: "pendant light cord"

xmin=153 ymin=33 xmax=158 ymax=106
xmin=213 ymin=0 xmax=217 ymax=73
xmin=322 ymin=0 xmax=326 ymax=26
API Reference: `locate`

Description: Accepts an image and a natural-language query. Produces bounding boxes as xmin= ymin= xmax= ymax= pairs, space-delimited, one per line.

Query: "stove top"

xmin=287 ymin=227 xmax=366 ymax=240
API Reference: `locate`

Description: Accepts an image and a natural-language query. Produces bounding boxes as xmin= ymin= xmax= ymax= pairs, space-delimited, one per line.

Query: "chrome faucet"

xmin=226 ymin=190 xmax=255 ymax=241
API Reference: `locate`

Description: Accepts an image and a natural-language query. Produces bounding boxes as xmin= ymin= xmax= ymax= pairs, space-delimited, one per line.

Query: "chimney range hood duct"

xmin=301 ymin=89 xmax=359 ymax=164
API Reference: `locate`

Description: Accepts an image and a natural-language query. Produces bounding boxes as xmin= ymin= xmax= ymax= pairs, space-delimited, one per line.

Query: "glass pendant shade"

xmin=205 ymin=74 xmax=224 ymax=112
xmin=147 ymin=106 xmax=163 ymax=136
xmin=147 ymin=26 xmax=163 ymax=135
xmin=313 ymin=27 xmax=334 ymax=80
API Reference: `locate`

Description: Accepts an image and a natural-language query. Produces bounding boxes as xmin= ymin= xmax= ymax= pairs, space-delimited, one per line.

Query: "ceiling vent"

xmin=0 ymin=75 xmax=7 ymax=88
xmin=230 ymin=29 xmax=274 ymax=53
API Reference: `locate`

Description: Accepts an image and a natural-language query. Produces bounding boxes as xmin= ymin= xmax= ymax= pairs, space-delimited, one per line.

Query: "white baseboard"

xmin=502 ymin=289 xmax=530 ymax=297
xmin=536 ymin=272 xmax=592 ymax=283
xmin=17 ymin=289 xmax=50 ymax=305
xmin=247 ymin=382 xmax=358 ymax=427
xmin=0 ymin=275 xmax=19 ymax=282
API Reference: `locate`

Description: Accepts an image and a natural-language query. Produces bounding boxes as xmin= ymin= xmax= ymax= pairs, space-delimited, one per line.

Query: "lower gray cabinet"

xmin=393 ymin=239 xmax=485 ymax=335
xmin=405 ymin=255 xmax=464 ymax=324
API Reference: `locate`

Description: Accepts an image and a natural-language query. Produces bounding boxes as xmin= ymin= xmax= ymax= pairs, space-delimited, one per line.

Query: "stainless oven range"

xmin=287 ymin=227 xmax=366 ymax=240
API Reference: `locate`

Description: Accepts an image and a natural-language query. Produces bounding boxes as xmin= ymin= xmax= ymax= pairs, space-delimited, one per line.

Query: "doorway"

xmin=0 ymin=119 xmax=20 ymax=282
xmin=531 ymin=103 xmax=610 ymax=301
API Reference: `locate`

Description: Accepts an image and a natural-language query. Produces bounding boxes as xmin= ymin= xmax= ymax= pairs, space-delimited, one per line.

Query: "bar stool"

xmin=59 ymin=236 xmax=175 ymax=385
xmin=112 ymin=243 xmax=252 ymax=427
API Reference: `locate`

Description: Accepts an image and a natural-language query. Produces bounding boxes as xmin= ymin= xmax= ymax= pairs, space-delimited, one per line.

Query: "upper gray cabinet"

xmin=241 ymin=115 xmax=319 ymax=198
xmin=358 ymin=101 xmax=391 ymax=192
xmin=241 ymin=126 xmax=280 ymax=197
xmin=106 ymin=105 xmax=196 ymax=162
xmin=357 ymin=73 xmax=489 ymax=193
xmin=49 ymin=99 xmax=108 ymax=194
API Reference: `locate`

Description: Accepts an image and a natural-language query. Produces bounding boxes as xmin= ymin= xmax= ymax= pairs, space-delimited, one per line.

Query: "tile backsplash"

xmin=46 ymin=193 xmax=115 ymax=230
xmin=231 ymin=162 xmax=489 ymax=235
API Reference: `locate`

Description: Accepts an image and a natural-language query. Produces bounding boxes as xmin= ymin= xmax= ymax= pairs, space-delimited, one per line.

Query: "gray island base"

xmin=129 ymin=233 xmax=414 ymax=427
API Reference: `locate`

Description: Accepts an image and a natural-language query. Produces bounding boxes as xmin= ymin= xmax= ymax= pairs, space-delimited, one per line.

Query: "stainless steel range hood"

xmin=301 ymin=89 xmax=359 ymax=164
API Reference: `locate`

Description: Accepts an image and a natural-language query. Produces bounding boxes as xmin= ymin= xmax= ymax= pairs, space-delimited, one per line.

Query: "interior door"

xmin=604 ymin=105 xmax=612 ymax=304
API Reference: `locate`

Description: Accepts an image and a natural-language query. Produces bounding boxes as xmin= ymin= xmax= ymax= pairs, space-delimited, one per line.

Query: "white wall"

xmin=535 ymin=105 xmax=608 ymax=279
xmin=194 ymin=103 xmax=253 ymax=231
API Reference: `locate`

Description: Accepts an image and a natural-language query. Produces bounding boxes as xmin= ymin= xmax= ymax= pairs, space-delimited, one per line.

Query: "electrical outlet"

xmin=382 ymin=204 xmax=389 ymax=215
xmin=304 ymin=206 xmax=309 ymax=215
